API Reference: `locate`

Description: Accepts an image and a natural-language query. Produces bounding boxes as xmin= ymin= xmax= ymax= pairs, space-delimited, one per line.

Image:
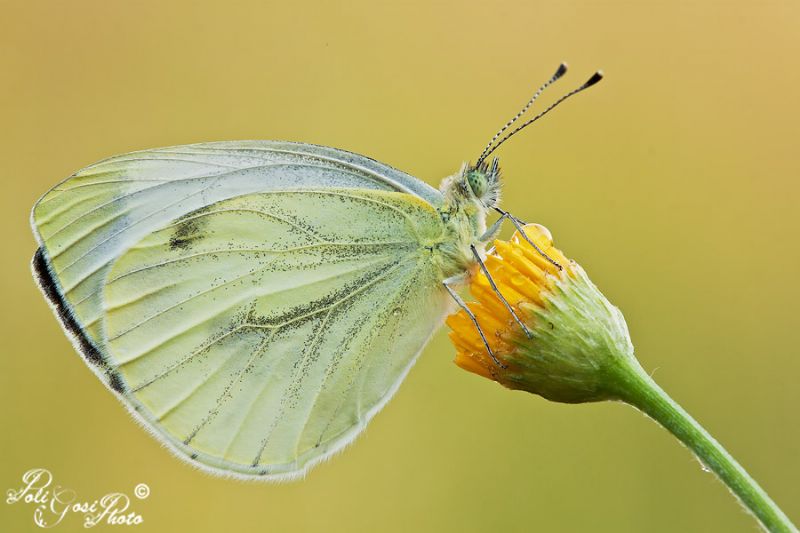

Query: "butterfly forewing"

xmin=31 ymin=143 xmax=451 ymax=479
xmin=31 ymin=141 xmax=442 ymax=354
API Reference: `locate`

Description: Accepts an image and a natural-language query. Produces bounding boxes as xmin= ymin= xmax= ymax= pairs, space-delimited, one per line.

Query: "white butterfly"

xmin=30 ymin=64 xmax=601 ymax=480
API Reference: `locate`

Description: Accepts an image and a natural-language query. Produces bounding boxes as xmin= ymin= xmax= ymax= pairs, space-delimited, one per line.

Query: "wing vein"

xmin=107 ymin=251 xmax=396 ymax=343
xmin=249 ymin=259 xmax=410 ymax=467
xmin=183 ymin=329 xmax=278 ymax=445
xmin=312 ymin=260 xmax=422 ymax=449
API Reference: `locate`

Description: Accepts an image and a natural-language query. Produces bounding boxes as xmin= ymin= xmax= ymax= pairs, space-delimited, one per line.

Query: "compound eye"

xmin=467 ymin=172 xmax=488 ymax=198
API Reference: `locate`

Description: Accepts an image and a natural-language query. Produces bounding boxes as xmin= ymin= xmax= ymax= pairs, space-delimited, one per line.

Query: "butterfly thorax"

xmin=427 ymin=163 xmax=498 ymax=280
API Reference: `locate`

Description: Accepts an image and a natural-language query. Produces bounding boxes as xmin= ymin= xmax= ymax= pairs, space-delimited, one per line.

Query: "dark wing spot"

xmin=169 ymin=219 xmax=202 ymax=251
xmin=108 ymin=371 xmax=126 ymax=393
xmin=168 ymin=207 xmax=211 ymax=251
xmin=32 ymin=247 xmax=105 ymax=367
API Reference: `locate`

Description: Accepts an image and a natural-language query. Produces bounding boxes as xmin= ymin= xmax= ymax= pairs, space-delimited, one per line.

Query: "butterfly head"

xmin=463 ymin=158 xmax=501 ymax=208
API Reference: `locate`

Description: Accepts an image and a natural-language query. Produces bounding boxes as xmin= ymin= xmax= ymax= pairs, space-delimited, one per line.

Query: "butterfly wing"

xmin=31 ymin=143 xmax=450 ymax=479
xmin=31 ymin=141 xmax=442 ymax=349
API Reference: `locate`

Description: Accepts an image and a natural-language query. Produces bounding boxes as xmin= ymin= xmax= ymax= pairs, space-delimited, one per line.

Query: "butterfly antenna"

xmin=476 ymin=63 xmax=568 ymax=167
xmin=477 ymin=70 xmax=604 ymax=165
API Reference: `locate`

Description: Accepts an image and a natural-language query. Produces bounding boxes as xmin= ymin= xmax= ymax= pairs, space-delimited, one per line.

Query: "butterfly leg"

xmin=490 ymin=207 xmax=563 ymax=271
xmin=470 ymin=245 xmax=534 ymax=339
xmin=478 ymin=210 xmax=508 ymax=243
xmin=442 ymin=276 xmax=506 ymax=368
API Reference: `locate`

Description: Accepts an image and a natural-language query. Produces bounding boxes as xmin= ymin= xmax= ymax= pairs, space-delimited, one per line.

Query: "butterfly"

xmin=30 ymin=63 xmax=601 ymax=480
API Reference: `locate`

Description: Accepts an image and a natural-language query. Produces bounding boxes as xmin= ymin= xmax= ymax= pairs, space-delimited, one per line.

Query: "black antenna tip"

xmin=552 ymin=62 xmax=568 ymax=82
xmin=583 ymin=70 xmax=604 ymax=89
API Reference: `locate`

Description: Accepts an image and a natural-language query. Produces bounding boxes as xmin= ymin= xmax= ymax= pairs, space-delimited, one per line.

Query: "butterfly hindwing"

xmin=102 ymin=189 xmax=449 ymax=477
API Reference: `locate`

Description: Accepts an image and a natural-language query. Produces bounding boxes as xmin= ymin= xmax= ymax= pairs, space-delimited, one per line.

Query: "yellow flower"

xmin=447 ymin=224 xmax=635 ymax=403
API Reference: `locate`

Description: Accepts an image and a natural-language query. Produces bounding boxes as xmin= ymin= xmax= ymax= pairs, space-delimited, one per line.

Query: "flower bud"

xmin=447 ymin=224 xmax=637 ymax=403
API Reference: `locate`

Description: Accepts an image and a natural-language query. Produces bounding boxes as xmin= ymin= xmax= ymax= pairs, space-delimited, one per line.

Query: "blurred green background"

xmin=2 ymin=1 xmax=798 ymax=531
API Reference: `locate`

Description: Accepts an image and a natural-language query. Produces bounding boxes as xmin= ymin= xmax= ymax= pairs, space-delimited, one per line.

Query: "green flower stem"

xmin=608 ymin=360 xmax=798 ymax=533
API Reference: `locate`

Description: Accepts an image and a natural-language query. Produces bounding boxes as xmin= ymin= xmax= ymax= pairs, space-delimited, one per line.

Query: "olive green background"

xmin=2 ymin=1 xmax=798 ymax=532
